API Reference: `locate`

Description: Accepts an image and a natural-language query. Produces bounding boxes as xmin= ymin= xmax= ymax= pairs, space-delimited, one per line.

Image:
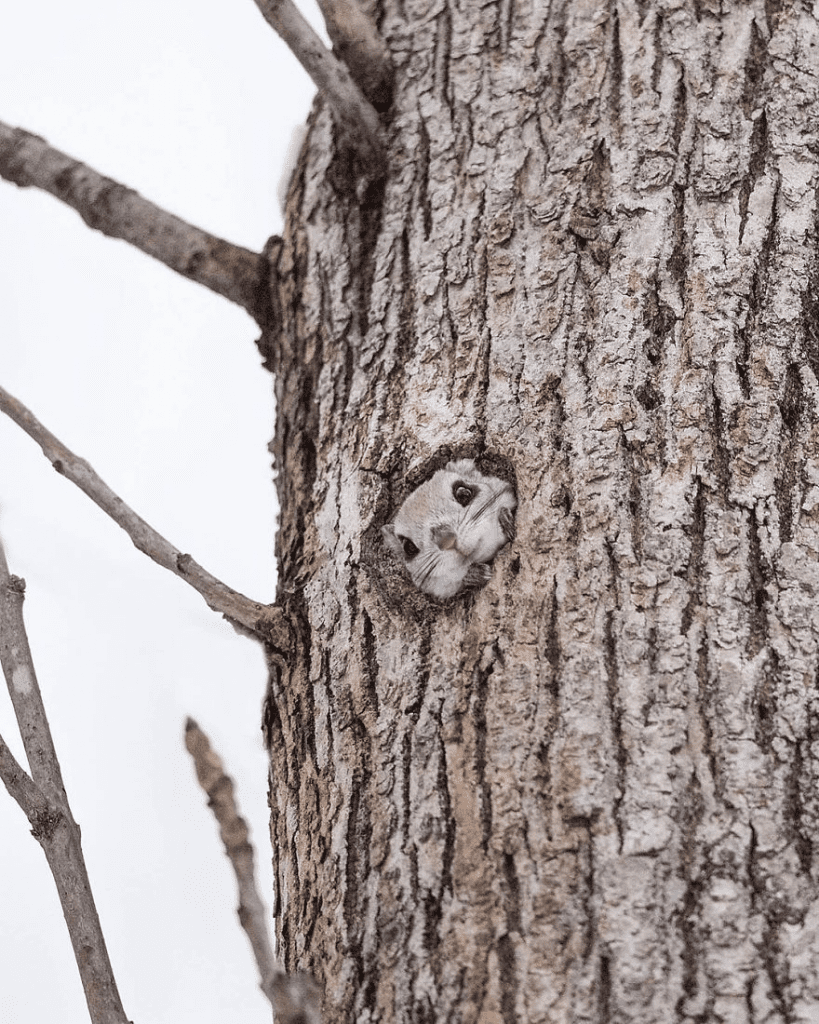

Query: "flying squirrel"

xmin=382 ymin=459 xmax=516 ymax=600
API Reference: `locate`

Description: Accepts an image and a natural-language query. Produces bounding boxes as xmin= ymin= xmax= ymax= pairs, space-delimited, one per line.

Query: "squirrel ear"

xmin=381 ymin=523 xmax=403 ymax=556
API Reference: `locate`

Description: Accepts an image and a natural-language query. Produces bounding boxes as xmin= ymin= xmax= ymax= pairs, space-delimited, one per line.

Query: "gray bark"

xmin=265 ymin=2 xmax=819 ymax=1022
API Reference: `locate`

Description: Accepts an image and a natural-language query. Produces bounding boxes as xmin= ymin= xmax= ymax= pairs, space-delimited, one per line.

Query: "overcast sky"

xmin=1 ymin=2 xmax=318 ymax=1020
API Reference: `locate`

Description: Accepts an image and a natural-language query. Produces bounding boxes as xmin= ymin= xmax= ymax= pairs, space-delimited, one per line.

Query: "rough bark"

xmin=265 ymin=2 xmax=819 ymax=1022
xmin=316 ymin=0 xmax=394 ymax=109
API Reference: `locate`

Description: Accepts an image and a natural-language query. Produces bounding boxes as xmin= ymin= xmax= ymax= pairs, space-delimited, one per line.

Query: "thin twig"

xmin=315 ymin=0 xmax=392 ymax=108
xmin=251 ymin=0 xmax=385 ymax=175
xmin=184 ymin=718 xmax=323 ymax=1024
xmin=0 ymin=559 xmax=69 ymax=801
xmin=0 ymin=539 xmax=130 ymax=1024
xmin=184 ymin=719 xmax=276 ymax=986
xmin=0 ymin=383 xmax=288 ymax=646
xmin=0 ymin=120 xmax=275 ymax=321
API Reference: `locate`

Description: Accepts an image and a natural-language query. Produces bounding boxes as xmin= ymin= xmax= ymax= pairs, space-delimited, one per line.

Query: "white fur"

xmin=382 ymin=459 xmax=516 ymax=600
xmin=276 ymin=123 xmax=308 ymax=211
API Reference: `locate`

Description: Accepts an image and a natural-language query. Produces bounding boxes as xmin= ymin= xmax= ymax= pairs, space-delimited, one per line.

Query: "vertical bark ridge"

xmin=265 ymin=1 xmax=819 ymax=1021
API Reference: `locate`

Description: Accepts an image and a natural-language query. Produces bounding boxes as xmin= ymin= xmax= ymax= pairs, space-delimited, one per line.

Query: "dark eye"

xmin=452 ymin=482 xmax=475 ymax=506
xmin=398 ymin=535 xmax=419 ymax=559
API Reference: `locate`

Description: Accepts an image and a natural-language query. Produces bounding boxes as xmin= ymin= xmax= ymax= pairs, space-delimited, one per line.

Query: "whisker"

xmin=461 ymin=488 xmax=497 ymax=529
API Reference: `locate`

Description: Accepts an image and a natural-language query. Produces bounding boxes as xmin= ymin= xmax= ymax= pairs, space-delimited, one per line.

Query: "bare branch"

xmin=315 ymin=0 xmax=392 ymax=108
xmin=251 ymin=0 xmax=385 ymax=175
xmin=184 ymin=718 xmax=276 ymax=986
xmin=184 ymin=718 xmax=322 ymax=1024
xmin=0 ymin=384 xmax=289 ymax=646
xmin=0 ymin=120 xmax=274 ymax=321
xmin=0 ymin=540 xmax=130 ymax=1024
xmin=0 ymin=731 xmax=50 ymax=819
xmin=0 ymin=551 xmax=69 ymax=801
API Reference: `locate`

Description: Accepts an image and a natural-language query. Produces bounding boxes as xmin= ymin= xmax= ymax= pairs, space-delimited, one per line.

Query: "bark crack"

xmin=674 ymin=770 xmax=707 ymax=1022
xmin=741 ymin=19 xmax=769 ymax=119
xmin=787 ymin=739 xmax=814 ymax=877
xmin=343 ymin=727 xmax=372 ymax=984
xmin=670 ymin=67 xmax=688 ymax=164
xmin=738 ymin=109 xmax=769 ymax=243
xmin=434 ymin=6 xmax=452 ymax=107
xmin=471 ymin=651 xmax=495 ymax=852
xmin=667 ymin=183 xmax=689 ymax=290
xmin=603 ymin=603 xmax=626 ymax=852
xmin=710 ymin=385 xmax=732 ymax=504
xmin=775 ymin=361 xmax=805 ymax=544
xmin=681 ymin=478 xmax=706 ymax=635
xmin=619 ymin=427 xmax=644 ymax=562
xmin=746 ymin=509 xmax=771 ymax=659
xmin=651 ymin=12 xmax=664 ymax=94
xmin=501 ymin=853 xmax=521 ymax=934
xmin=496 ymin=933 xmax=517 ymax=1024
xmin=361 ymin=609 xmax=381 ymax=719
xmin=608 ymin=3 xmax=623 ymax=140
xmin=417 ymin=117 xmax=432 ymax=240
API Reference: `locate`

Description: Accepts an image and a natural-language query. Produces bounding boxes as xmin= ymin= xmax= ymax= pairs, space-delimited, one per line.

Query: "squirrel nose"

xmin=432 ymin=526 xmax=458 ymax=550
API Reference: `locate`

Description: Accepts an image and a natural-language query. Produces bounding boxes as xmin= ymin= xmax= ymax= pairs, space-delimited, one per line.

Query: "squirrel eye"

xmin=452 ymin=482 xmax=474 ymax=506
xmin=398 ymin=535 xmax=420 ymax=559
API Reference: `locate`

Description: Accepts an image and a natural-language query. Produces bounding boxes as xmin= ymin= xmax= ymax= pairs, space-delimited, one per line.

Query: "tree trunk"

xmin=264 ymin=2 xmax=819 ymax=1021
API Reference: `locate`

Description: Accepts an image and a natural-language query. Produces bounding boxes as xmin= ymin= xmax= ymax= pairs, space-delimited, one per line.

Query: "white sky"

xmin=0 ymin=2 xmax=319 ymax=1020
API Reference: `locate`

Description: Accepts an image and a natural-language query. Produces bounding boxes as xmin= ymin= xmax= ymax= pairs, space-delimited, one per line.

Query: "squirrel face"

xmin=382 ymin=459 xmax=516 ymax=600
